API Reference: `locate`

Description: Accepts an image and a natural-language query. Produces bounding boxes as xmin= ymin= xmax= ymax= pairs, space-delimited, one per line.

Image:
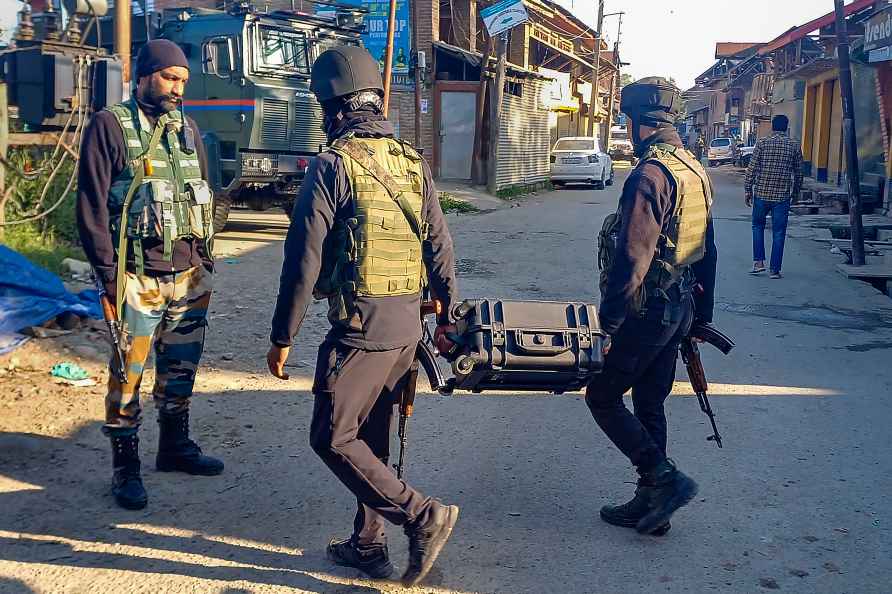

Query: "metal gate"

xmin=439 ymin=91 xmax=476 ymax=180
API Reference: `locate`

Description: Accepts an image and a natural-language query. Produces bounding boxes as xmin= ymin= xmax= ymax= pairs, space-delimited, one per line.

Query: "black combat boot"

xmin=327 ymin=537 xmax=394 ymax=579
xmin=401 ymin=501 xmax=459 ymax=587
xmin=636 ymin=459 xmax=698 ymax=535
xmin=600 ymin=478 xmax=671 ymax=536
xmin=156 ymin=410 xmax=224 ymax=476
xmin=109 ymin=431 xmax=148 ymax=510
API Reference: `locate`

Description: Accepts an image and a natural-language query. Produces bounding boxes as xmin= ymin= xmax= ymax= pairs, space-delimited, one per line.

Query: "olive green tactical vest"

xmin=315 ymin=136 xmax=427 ymax=324
xmin=106 ymin=99 xmax=213 ymax=271
xmin=598 ymin=143 xmax=712 ymax=313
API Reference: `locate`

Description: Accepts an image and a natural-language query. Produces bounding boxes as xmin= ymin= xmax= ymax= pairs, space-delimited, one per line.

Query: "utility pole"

xmin=487 ymin=32 xmax=508 ymax=195
xmin=473 ymin=34 xmax=494 ymax=185
xmin=603 ymin=12 xmax=624 ymax=152
xmin=834 ymin=0 xmax=865 ymax=266
xmin=587 ymin=0 xmax=605 ymax=138
xmin=382 ymin=0 xmax=398 ymax=117
xmin=116 ymin=0 xmax=132 ymax=85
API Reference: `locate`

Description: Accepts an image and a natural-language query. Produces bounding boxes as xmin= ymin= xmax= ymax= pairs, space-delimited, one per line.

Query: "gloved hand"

xmin=434 ymin=324 xmax=457 ymax=356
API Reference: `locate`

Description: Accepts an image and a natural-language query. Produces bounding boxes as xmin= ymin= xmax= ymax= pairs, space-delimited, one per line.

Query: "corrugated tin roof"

xmin=759 ymin=0 xmax=875 ymax=55
xmin=715 ymin=42 xmax=762 ymax=58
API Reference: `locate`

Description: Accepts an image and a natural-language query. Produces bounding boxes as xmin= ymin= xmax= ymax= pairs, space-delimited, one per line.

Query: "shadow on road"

xmin=0 ymin=425 xmax=390 ymax=593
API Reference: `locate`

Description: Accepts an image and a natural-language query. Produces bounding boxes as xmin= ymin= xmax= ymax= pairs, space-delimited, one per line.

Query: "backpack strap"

xmin=329 ymin=137 xmax=424 ymax=242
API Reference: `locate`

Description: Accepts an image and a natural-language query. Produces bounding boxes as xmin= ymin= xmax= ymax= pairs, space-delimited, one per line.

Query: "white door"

xmin=439 ymin=91 xmax=476 ymax=180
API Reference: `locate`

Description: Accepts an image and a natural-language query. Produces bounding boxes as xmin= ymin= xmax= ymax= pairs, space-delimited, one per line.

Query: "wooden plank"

xmin=836 ymin=263 xmax=892 ymax=280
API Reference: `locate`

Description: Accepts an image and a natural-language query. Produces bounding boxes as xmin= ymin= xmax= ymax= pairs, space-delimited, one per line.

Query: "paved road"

xmin=1 ymin=167 xmax=891 ymax=593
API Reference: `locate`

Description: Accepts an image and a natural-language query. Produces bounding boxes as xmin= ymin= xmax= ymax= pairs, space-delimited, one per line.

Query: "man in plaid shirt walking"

xmin=745 ymin=115 xmax=804 ymax=278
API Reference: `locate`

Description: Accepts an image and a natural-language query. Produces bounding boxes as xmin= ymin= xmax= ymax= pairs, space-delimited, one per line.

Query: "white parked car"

xmin=549 ymin=137 xmax=614 ymax=189
xmin=707 ymin=137 xmax=737 ymax=167
xmin=608 ymin=126 xmax=635 ymax=163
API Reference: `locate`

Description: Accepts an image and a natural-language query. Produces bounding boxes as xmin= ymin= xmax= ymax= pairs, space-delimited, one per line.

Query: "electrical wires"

xmin=1 ymin=55 xmax=92 ymax=227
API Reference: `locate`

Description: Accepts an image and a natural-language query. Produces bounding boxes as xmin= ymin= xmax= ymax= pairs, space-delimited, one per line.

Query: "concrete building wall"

xmin=772 ymin=78 xmax=805 ymax=145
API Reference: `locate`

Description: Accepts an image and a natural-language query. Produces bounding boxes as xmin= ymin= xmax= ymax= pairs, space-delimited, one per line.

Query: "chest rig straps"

xmin=114 ymin=116 xmax=170 ymax=316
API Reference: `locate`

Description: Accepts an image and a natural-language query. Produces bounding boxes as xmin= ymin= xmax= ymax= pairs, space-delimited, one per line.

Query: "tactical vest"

xmin=598 ymin=143 xmax=712 ymax=315
xmin=314 ymin=136 xmax=428 ymax=325
xmin=106 ymin=99 xmax=213 ymax=274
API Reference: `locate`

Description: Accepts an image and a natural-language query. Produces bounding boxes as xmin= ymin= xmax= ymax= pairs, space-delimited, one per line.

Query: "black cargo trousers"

xmin=309 ymin=339 xmax=435 ymax=546
xmin=585 ymin=294 xmax=694 ymax=472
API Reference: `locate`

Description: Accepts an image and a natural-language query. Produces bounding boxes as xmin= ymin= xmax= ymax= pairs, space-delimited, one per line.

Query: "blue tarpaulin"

xmin=0 ymin=246 xmax=102 ymax=355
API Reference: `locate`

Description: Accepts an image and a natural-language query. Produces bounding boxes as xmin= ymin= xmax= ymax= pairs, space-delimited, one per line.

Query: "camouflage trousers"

xmin=104 ymin=266 xmax=213 ymax=432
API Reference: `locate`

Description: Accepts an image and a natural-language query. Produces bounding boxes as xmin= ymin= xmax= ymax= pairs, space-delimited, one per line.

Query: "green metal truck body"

xmin=154 ymin=5 xmax=363 ymax=226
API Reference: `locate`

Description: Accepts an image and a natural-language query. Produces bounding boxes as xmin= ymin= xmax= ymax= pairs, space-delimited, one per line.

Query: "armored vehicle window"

xmin=256 ymin=27 xmax=310 ymax=76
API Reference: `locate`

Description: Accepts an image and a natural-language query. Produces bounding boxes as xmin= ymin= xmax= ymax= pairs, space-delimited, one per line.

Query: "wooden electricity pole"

xmin=116 ymin=0 xmax=131 ymax=85
xmin=486 ymin=32 xmax=508 ymax=195
xmin=587 ymin=0 xmax=605 ymax=138
xmin=604 ymin=13 xmax=623 ymax=152
xmin=382 ymin=0 xmax=398 ymax=116
xmin=834 ymin=0 xmax=865 ymax=266
xmin=472 ymin=35 xmax=494 ymax=185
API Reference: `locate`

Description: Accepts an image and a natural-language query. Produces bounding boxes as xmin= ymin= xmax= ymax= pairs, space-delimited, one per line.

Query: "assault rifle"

xmin=679 ymin=322 xmax=735 ymax=448
xmin=93 ymin=271 xmax=128 ymax=384
xmin=394 ymin=298 xmax=446 ymax=479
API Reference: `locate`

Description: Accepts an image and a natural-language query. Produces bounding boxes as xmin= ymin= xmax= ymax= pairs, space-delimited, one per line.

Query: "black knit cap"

xmin=135 ymin=39 xmax=189 ymax=79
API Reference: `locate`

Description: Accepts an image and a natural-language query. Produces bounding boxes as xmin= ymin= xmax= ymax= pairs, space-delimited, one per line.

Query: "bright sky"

xmin=0 ymin=0 xmax=851 ymax=87
xmin=555 ymin=0 xmax=851 ymax=90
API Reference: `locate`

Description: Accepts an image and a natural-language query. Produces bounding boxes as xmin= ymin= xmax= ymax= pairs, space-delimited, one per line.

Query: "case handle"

xmin=514 ymin=330 xmax=571 ymax=355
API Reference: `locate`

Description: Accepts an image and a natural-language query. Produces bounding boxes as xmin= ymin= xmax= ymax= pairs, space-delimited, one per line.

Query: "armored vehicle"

xmin=154 ymin=4 xmax=364 ymax=228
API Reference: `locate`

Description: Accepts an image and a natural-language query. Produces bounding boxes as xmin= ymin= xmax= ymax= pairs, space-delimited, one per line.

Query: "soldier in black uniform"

xmin=266 ymin=47 xmax=460 ymax=586
xmin=587 ymin=78 xmax=718 ymax=535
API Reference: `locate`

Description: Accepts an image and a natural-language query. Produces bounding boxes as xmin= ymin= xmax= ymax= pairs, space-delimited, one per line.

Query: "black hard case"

xmin=447 ymin=299 xmax=606 ymax=394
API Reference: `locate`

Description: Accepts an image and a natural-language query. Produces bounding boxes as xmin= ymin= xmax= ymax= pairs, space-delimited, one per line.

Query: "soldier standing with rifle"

xmin=588 ymin=77 xmax=718 ymax=536
xmin=266 ymin=47 xmax=460 ymax=586
xmin=76 ymin=40 xmax=224 ymax=511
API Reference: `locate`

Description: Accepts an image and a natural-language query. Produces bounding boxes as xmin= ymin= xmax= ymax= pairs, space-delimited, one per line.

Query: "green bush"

xmin=2 ymin=147 xmax=82 ymax=272
xmin=2 ymin=225 xmax=85 ymax=274
xmin=438 ymin=192 xmax=479 ymax=214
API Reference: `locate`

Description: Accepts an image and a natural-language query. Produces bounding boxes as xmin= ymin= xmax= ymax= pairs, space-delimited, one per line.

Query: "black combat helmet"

xmin=620 ymin=77 xmax=683 ymax=125
xmin=310 ymin=46 xmax=384 ymax=103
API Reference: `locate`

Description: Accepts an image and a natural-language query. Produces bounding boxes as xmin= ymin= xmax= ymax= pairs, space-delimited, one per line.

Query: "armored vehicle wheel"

xmin=213 ymin=194 xmax=233 ymax=233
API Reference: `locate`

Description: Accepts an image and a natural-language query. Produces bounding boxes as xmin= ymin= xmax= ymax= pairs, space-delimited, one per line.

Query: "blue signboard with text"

xmin=318 ymin=1 xmax=414 ymax=87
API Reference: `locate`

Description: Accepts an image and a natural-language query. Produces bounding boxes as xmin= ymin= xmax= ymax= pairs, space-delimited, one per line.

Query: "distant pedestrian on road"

xmin=745 ymin=115 xmax=804 ymax=278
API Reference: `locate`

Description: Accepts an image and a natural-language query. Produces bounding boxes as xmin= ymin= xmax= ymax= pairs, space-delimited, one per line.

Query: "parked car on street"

xmin=608 ymin=126 xmax=635 ymax=163
xmin=550 ymin=137 xmax=614 ymax=189
xmin=707 ymin=137 xmax=737 ymax=167
xmin=736 ymin=144 xmax=756 ymax=168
